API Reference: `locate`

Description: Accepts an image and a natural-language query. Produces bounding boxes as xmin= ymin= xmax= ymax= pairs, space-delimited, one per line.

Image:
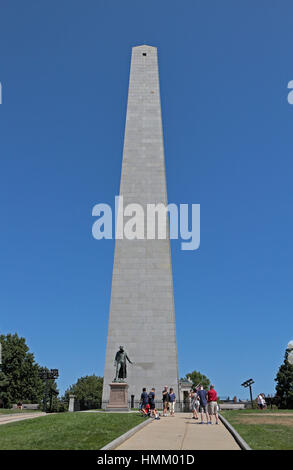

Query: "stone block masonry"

xmin=102 ymin=45 xmax=179 ymax=403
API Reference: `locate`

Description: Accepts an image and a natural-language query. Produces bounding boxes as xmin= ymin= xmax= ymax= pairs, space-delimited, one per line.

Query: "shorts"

xmin=199 ymin=404 xmax=207 ymax=413
xmin=192 ymin=400 xmax=199 ymax=411
xmin=208 ymin=401 xmax=217 ymax=415
xmin=149 ymin=403 xmax=155 ymax=410
xmin=163 ymin=400 xmax=169 ymax=408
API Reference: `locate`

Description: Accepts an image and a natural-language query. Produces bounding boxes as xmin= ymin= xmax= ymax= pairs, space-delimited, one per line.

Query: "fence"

xmin=76 ymin=399 xmax=191 ymax=412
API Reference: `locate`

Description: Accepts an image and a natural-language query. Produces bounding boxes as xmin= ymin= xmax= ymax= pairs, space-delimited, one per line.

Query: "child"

xmin=141 ymin=403 xmax=151 ymax=417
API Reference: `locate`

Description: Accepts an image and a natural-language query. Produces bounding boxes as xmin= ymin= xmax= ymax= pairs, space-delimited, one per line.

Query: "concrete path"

xmin=116 ymin=413 xmax=240 ymax=450
xmin=0 ymin=412 xmax=46 ymax=426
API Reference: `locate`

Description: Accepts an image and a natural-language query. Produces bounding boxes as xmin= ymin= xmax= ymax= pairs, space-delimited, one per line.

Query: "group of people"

xmin=162 ymin=385 xmax=176 ymax=417
xmin=139 ymin=383 xmax=219 ymax=425
xmin=189 ymin=384 xmax=219 ymax=424
xmin=139 ymin=387 xmax=161 ymax=420
xmin=257 ymin=393 xmax=267 ymax=410
xmin=139 ymin=386 xmax=177 ymax=420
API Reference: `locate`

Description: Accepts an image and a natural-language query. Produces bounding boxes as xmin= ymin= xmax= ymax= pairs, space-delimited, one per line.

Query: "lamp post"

xmin=241 ymin=378 xmax=255 ymax=409
xmin=39 ymin=369 xmax=59 ymax=412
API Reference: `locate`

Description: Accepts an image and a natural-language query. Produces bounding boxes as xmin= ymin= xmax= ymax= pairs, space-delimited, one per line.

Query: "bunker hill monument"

xmin=102 ymin=45 xmax=179 ymax=404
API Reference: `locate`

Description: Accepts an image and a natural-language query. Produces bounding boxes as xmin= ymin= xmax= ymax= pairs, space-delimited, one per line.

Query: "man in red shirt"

xmin=207 ymin=385 xmax=219 ymax=424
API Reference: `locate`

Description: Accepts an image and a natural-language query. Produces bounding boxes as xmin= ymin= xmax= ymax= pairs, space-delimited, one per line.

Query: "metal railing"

xmin=78 ymin=400 xmax=192 ymax=412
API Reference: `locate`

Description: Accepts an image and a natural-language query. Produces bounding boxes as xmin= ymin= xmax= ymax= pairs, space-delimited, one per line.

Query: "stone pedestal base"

xmin=106 ymin=383 xmax=129 ymax=411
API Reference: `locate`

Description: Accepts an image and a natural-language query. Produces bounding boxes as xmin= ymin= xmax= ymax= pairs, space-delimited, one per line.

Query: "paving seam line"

xmin=101 ymin=418 xmax=152 ymax=450
xmin=218 ymin=413 xmax=251 ymax=450
xmin=180 ymin=419 xmax=189 ymax=450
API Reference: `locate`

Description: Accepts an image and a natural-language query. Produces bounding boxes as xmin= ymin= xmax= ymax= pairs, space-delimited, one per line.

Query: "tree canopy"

xmin=182 ymin=370 xmax=211 ymax=391
xmin=0 ymin=333 xmax=58 ymax=409
xmin=275 ymin=348 xmax=293 ymax=409
xmin=63 ymin=375 xmax=103 ymax=410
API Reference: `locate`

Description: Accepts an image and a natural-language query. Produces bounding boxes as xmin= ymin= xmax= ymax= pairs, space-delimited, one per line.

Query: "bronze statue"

xmin=114 ymin=346 xmax=133 ymax=382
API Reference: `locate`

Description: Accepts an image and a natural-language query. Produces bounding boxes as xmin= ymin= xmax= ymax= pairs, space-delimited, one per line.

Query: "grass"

xmin=0 ymin=412 xmax=144 ymax=450
xmin=222 ymin=407 xmax=293 ymax=414
xmin=0 ymin=408 xmax=40 ymax=414
xmin=221 ymin=409 xmax=293 ymax=450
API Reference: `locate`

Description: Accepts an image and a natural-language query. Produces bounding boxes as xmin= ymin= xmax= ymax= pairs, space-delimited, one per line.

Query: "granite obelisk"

xmin=102 ymin=45 xmax=179 ymax=404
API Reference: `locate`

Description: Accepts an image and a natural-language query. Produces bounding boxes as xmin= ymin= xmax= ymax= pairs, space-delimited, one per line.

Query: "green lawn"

xmin=222 ymin=407 xmax=293 ymax=414
xmin=0 ymin=412 xmax=143 ymax=450
xmin=221 ymin=409 xmax=293 ymax=450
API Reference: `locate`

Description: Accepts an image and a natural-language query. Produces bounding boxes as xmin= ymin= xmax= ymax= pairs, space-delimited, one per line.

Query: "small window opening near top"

xmin=142 ymin=53 xmax=147 ymax=56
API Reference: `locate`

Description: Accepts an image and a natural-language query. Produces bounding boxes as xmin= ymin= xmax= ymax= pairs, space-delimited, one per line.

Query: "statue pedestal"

xmin=106 ymin=382 xmax=129 ymax=412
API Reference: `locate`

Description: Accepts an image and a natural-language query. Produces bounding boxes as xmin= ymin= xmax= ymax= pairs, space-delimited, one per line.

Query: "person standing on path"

xmin=148 ymin=388 xmax=160 ymax=420
xmin=197 ymin=385 xmax=210 ymax=424
xmin=140 ymin=387 xmax=149 ymax=411
xmin=207 ymin=385 xmax=219 ymax=424
xmin=169 ymin=388 xmax=176 ymax=416
xmin=162 ymin=386 xmax=169 ymax=417
xmin=189 ymin=389 xmax=199 ymax=420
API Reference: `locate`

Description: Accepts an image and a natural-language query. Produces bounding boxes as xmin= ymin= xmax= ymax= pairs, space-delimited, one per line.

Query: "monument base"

xmin=106 ymin=382 xmax=129 ymax=412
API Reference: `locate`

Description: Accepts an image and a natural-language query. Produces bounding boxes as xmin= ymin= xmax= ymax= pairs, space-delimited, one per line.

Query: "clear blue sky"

xmin=0 ymin=0 xmax=292 ymax=399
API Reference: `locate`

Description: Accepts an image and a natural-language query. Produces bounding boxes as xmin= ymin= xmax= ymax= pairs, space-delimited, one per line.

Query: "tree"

xmin=63 ymin=375 xmax=103 ymax=410
xmin=0 ymin=333 xmax=59 ymax=409
xmin=275 ymin=348 xmax=293 ymax=409
xmin=182 ymin=370 xmax=211 ymax=391
xmin=0 ymin=334 xmax=45 ymax=408
xmin=0 ymin=370 xmax=9 ymax=408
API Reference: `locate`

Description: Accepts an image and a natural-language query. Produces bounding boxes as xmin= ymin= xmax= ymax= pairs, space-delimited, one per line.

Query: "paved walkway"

xmin=0 ymin=412 xmax=46 ymax=426
xmin=116 ymin=413 xmax=240 ymax=450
